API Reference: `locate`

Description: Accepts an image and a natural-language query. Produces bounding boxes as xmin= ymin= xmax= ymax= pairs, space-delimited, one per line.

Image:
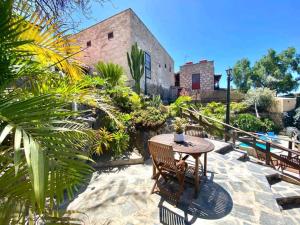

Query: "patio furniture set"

xmin=148 ymin=126 xmax=215 ymax=205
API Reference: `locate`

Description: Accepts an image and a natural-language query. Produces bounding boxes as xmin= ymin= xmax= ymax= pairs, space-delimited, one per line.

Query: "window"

xmin=165 ymin=64 xmax=167 ymax=68
xmin=169 ymin=66 xmax=172 ymax=72
xmin=145 ymin=52 xmax=151 ymax=79
xmin=86 ymin=41 xmax=91 ymax=47
xmin=192 ymin=74 xmax=200 ymax=90
xmin=108 ymin=32 xmax=114 ymax=40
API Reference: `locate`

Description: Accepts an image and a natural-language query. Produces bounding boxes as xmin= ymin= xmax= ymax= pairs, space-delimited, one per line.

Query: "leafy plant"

xmin=144 ymin=95 xmax=163 ymax=108
xmin=107 ymin=86 xmax=142 ymax=112
xmin=95 ymin=61 xmax=125 ymax=87
xmin=170 ymin=96 xmax=192 ymax=116
xmin=173 ymin=117 xmax=186 ymax=134
xmin=127 ymin=42 xmax=145 ymax=94
xmin=94 ymin=128 xmax=114 ymax=154
xmin=131 ymin=107 xmax=168 ymax=129
xmin=233 ymin=113 xmax=276 ymax=132
xmin=0 ymin=1 xmax=108 ymax=223
xmin=233 ymin=114 xmax=263 ymax=132
xmin=111 ymin=131 xmax=130 ymax=156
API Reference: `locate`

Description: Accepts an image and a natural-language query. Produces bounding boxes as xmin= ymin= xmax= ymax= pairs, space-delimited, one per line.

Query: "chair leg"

xmin=151 ymin=178 xmax=159 ymax=194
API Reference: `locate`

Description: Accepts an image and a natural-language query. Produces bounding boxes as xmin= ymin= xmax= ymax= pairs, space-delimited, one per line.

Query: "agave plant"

xmin=0 ymin=0 xmax=115 ymax=224
xmin=95 ymin=61 xmax=125 ymax=87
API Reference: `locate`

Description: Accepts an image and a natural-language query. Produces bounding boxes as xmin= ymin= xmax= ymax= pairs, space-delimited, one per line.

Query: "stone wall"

xmin=70 ymin=9 xmax=174 ymax=100
xmin=180 ymin=61 xmax=215 ymax=97
xmin=71 ymin=10 xmax=132 ymax=75
xmin=129 ymin=10 xmax=174 ymax=98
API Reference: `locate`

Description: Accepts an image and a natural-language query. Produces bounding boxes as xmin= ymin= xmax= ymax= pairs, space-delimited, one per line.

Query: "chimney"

xmin=199 ymin=59 xmax=207 ymax=64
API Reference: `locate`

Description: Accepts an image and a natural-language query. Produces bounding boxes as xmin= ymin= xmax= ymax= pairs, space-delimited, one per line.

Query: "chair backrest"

xmin=185 ymin=125 xmax=206 ymax=138
xmin=148 ymin=141 xmax=176 ymax=171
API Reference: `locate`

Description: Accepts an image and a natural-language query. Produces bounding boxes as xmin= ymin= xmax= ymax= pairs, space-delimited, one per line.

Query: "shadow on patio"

xmin=158 ymin=177 xmax=233 ymax=225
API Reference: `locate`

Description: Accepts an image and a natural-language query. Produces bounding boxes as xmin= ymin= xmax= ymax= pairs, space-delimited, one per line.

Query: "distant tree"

xmin=244 ymin=88 xmax=275 ymax=118
xmin=95 ymin=61 xmax=125 ymax=87
xmin=127 ymin=43 xmax=145 ymax=94
xmin=27 ymin=0 xmax=109 ymax=30
xmin=232 ymin=58 xmax=253 ymax=93
xmin=232 ymin=47 xmax=300 ymax=94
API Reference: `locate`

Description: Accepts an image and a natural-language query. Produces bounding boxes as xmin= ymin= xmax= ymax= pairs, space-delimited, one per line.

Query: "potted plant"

xmin=173 ymin=117 xmax=186 ymax=142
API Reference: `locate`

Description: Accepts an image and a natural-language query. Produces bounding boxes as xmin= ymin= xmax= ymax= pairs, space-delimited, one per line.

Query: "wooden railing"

xmin=183 ymin=107 xmax=300 ymax=176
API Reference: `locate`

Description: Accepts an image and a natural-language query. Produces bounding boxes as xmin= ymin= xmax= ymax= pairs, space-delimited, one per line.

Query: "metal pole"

xmin=225 ymin=72 xmax=231 ymax=141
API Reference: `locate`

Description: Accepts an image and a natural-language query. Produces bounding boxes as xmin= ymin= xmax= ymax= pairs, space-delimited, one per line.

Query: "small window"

xmin=192 ymin=74 xmax=200 ymax=90
xmin=158 ymin=64 xmax=161 ymax=68
xmin=108 ymin=32 xmax=114 ymax=40
xmin=165 ymin=64 xmax=167 ymax=68
xmin=145 ymin=52 xmax=151 ymax=79
xmin=86 ymin=41 xmax=91 ymax=47
xmin=169 ymin=66 xmax=172 ymax=72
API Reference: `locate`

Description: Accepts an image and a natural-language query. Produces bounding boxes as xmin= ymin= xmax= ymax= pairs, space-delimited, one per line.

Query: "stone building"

xmin=174 ymin=60 xmax=222 ymax=101
xmin=70 ymin=8 xmax=174 ymax=100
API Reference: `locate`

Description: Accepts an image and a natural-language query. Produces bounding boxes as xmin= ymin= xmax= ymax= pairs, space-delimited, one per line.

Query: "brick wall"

xmin=179 ymin=60 xmax=215 ymax=97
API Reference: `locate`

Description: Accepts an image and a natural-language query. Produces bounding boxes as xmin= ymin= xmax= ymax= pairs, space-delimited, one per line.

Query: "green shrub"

xmin=93 ymin=127 xmax=130 ymax=157
xmin=233 ymin=113 xmax=276 ymax=132
xmin=170 ymin=96 xmax=192 ymax=116
xmin=108 ymin=86 xmax=141 ymax=112
xmin=95 ymin=61 xmax=125 ymax=87
xmin=131 ymin=106 xmax=168 ymax=129
xmin=233 ymin=114 xmax=263 ymax=132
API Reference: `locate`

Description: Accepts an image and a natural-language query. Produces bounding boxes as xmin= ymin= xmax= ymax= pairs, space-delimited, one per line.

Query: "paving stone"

xmin=259 ymin=211 xmax=285 ymax=225
xmin=66 ymin=148 xmax=297 ymax=224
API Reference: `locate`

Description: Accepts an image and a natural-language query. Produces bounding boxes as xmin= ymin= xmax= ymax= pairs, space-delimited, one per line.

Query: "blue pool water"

xmin=239 ymin=142 xmax=274 ymax=152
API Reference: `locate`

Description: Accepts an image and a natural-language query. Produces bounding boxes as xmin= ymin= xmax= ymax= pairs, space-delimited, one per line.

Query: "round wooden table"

xmin=149 ymin=133 xmax=215 ymax=197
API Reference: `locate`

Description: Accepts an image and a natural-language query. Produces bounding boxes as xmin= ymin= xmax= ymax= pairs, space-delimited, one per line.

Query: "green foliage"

xmin=111 ymin=131 xmax=130 ymax=156
xmin=170 ymin=96 xmax=192 ymax=116
xmin=127 ymin=42 xmax=145 ymax=94
xmin=233 ymin=113 xmax=276 ymax=132
xmin=173 ymin=117 xmax=186 ymax=134
xmin=144 ymin=95 xmax=163 ymax=108
xmin=233 ymin=58 xmax=253 ymax=93
xmin=95 ymin=61 xmax=125 ymax=87
xmin=245 ymin=88 xmax=275 ymax=117
xmin=231 ymin=102 xmax=248 ymax=114
xmin=107 ymin=86 xmax=142 ymax=112
xmin=93 ymin=127 xmax=129 ymax=156
xmin=131 ymin=107 xmax=168 ymax=129
xmin=232 ymin=47 xmax=300 ymax=94
xmin=0 ymin=1 xmax=116 ymax=223
xmin=94 ymin=128 xmax=114 ymax=154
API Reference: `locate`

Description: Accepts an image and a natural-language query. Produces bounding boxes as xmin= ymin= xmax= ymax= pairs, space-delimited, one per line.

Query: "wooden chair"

xmin=185 ymin=125 xmax=207 ymax=138
xmin=148 ymin=141 xmax=188 ymax=205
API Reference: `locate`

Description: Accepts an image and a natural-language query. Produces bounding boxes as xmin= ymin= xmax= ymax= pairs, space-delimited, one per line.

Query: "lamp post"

xmin=225 ymin=67 xmax=233 ymax=141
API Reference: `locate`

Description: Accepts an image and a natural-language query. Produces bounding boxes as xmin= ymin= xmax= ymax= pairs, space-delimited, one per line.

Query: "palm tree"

xmin=127 ymin=42 xmax=145 ymax=94
xmin=0 ymin=0 xmax=114 ymax=223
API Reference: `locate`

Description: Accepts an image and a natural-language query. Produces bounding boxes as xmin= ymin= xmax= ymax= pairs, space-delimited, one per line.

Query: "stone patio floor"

xmin=66 ymin=140 xmax=300 ymax=225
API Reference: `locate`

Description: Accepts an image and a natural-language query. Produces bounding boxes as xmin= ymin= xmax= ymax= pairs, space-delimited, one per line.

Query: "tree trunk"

xmin=254 ymin=101 xmax=260 ymax=118
xmin=135 ymin=82 xmax=140 ymax=94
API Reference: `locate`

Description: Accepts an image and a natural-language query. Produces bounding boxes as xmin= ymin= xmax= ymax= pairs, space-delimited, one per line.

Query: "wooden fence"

xmin=184 ymin=107 xmax=300 ymax=177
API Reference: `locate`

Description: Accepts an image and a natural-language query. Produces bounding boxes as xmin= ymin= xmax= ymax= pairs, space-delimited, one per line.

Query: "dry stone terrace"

xmin=66 ymin=140 xmax=300 ymax=225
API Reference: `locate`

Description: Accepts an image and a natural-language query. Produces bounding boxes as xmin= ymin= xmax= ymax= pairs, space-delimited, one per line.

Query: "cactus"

xmin=127 ymin=42 xmax=145 ymax=94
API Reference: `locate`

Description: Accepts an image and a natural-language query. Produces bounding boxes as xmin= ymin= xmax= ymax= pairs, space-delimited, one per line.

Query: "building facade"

xmin=71 ymin=8 xmax=174 ymax=100
xmin=174 ymin=60 xmax=222 ymax=100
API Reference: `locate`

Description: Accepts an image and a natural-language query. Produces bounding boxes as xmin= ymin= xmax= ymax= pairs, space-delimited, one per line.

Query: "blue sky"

xmin=74 ymin=0 xmax=300 ymax=88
